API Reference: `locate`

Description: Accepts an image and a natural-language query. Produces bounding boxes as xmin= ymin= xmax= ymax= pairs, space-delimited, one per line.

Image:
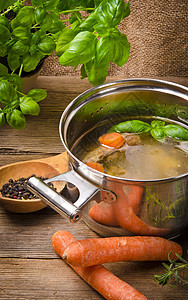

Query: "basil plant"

xmin=0 ymin=0 xmax=130 ymax=129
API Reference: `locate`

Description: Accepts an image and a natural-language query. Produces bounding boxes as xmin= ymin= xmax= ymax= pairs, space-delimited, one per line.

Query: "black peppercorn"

xmin=0 ymin=175 xmax=56 ymax=200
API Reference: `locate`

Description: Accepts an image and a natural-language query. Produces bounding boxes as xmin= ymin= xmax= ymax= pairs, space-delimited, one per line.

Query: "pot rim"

xmin=59 ymin=78 xmax=188 ymax=184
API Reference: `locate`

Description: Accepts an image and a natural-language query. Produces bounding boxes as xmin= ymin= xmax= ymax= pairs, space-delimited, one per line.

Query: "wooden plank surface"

xmin=0 ymin=76 xmax=188 ymax=300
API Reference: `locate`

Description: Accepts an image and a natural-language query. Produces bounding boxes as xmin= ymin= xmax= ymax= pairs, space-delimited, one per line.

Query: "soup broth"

xmin=72 ymin=117 xmax=188 ymax=180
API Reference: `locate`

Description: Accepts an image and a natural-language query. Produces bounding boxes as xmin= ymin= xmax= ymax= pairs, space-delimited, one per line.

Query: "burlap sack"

xmin=38 ymin=1 xmax=188 ymax=78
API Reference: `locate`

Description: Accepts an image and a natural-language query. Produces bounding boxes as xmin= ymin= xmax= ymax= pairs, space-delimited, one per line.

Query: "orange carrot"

xmin=99 ymin=132 xmax=125 ymax=149
xmin=89 ymin=202 xmax=119 ymax=226
xmin=86 ymin=161 xmax=104 ymax=172
xmin=89 ymin=186 xmax=143 ymax=226
xmin=63 ymin=236 xmax=182 ymax=267
xmin=51 ymin=231 xmax=147 ymax=300
xmin=112 ymin=185 xmax=171 ymax=236
xmin=125 ymin=185 xmax=143 ymax=216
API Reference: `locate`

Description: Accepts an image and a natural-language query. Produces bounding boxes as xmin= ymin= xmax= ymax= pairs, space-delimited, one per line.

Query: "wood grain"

xmin=0 ymin=76 xmax=187 ymax=300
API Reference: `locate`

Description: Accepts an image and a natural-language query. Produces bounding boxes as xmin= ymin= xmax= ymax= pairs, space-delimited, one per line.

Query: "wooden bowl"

xmin=0 ymin=153 xmax=68 ymax=213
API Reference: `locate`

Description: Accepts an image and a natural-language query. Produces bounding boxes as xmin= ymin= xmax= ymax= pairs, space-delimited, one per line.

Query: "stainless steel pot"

xmin=28 ymin=79 xmax=188 ymax=238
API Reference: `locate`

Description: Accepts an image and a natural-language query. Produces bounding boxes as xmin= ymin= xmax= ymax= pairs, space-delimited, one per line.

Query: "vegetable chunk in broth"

xmin=72 ymin=118 xmax=188 ymax=181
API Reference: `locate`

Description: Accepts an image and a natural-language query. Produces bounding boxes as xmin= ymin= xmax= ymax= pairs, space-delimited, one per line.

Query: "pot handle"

xmin=27 ymin=170 xmax=116 ymax=223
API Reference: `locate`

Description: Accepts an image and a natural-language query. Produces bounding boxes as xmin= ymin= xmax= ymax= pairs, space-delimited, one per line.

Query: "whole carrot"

xmin=89 ymin=202 xmax=119 ymax=226
xmin=99 ymin=132 xmax=125 ymax=149
xmin=124 ymin=185 xmax=143 ymax=216
xmin=51 ymin=231 xmax=147 ymax=300
xmin=89 ymin=185 xmax=143 ymax=226
xmin=63 ymin=236 xmax=183 ymax=268
xmin=112 ymin=185 xmax=170 ymax=236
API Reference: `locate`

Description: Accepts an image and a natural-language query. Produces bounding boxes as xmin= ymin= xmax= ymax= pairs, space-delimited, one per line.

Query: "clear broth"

xmin=72 ymin=117 xmax=188 ymax=180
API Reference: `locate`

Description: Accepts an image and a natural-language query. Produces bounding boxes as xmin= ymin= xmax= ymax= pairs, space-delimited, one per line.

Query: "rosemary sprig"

xmin=154 ymin=252 xmax=188 ymax=286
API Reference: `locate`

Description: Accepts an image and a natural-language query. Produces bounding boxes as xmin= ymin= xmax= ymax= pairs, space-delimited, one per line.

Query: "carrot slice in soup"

xmin=99 ymin=132 xmax=125 ymax=149
xmin=86 ymin=162 xmax=104 ymax=172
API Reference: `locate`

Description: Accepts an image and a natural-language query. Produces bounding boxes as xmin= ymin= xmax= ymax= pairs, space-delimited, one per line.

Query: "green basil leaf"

xmin=110 ymin=30 xmax=130 ymax=67
xmin=94 ymin=0 xmax=103 ymax=6
xmin=85 ymin=58 xmax=109 ymax=86
xmin=0 ymin=42 xmax=7 ymax=56
xmin=150 ymin=128 xmax=165 ymax=142
xmin=40 ymin=13 xmax=53 ymax=32
xmin=96 ymin=37 xmax=111 ymax=63
xmin=0 ymin=80 xmax=18 ymax=105
xmin=5 ymin=39 xmax=17 ymax=51
xmin=8 ymin=74 xmax=23 ymax=93
xmin=57 ymin=0 xmax=74 ymax=11
xmin=6 ymin=109 xmax=26 ymax=130
xmin=151 ymin=120 xmax=165 ymax=128
xmin=35 ymin=7 xmax=47 ymax=24
xmin=110 ymin=120 xmax=151 ymax=133
xmin=23 ymin=52 xmax=44 ymax=72
xmin=78 ymin=11 xmax=97 ymax=32
xmin=56 ymin=29 xmax=75 ymax=57
xmin=0 ymin=63 xmax=8 ymax=76
xmin=31 ymin=31 xmax=42 ymax=44
xmin=37 ymin=36 xmax=56 ymax=55
xmin=11 ymin=40 xmax=30 ymax=56
xmin=10 ymin=99 xmax=20 ymax=110
xmin=31 ymin=0 xmax=43 ymax=7
xmin=59 ymin=31 xmax=97 ymax=66
xmin=49 ymin=19 xmax=65 ymax=34
xmin=69 ymin=12 xmax=82 ymax=24
xmin=0 ymin=16 xmax=10 ymax=28
xmin=0 ymin=0 xmax=15 ymax=10
xmin=30 ymin=44 xmax=37 ymax=56
xmin=0 ymin=110 xmax=5 ymax=127
xmin=0 ymin=24 xmax=11 ymax=43
xmin=164 ymin=124 xmax=188 ymax=141
xmin=50 ymin=11 xmax=60 ymax=22
xmin=80 ymin=64 xmax=88 ymax=79
xmin=20 ymin=97 xmax=40 ymax=115
xmin=27 ymin=89 xmax=47 ymax=102
xmin=49 ymin=12 xmax=64 ymax=34
xmin=71 ymin=20 xmax=82 ymax=32
xmin=12 ymin=26 xmax=31 ymax=39
xmin=122 ymin=1 xmax=130 ymax=18
xmin=43 ymin=0 xmax=59 ymax=10
xmin=95 ymin=0 xmax=128 ymax=27
xmin=14 ymin=6 xmax=35 ymax=27
xmin=85 ymin=36 xmax=110 ymax=85
xmin=94 ymin=23 xmax=109 ymax=36
xmin=7 ymin=52 xmax=20 ymax=71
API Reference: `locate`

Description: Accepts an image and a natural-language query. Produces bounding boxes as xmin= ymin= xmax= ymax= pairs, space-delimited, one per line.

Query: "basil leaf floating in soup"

xmin=109 ymin=120 xmax=151 ymax=133
xmin=151 ymin=120 xmax=166 ymax=128
xmin=164 ymin=124 xmax=188 ymax=141
xmin=150 ymin=128 xmax=165 ymax=143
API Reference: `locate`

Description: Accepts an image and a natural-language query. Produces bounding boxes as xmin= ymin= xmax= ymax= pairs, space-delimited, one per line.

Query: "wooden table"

xmin=0 ymin=76 xmax=187 ymax=299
